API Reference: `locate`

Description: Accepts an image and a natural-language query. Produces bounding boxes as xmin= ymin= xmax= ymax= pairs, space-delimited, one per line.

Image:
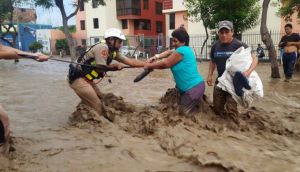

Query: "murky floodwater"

xmin=1 ymin=58 xmax=300 ymax=172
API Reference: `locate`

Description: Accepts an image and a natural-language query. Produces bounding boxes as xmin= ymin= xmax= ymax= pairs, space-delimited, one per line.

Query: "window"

xmin=79 ymin=0 xmax=84 ymax=11
xmin=80 ymin=20 xmax=85 ymax=30
xmin=94 ymin=38 xmax=100 ymax=43
xmin=82 ymin=39 xmax=86 ymax=46
xmin=93 ymin=18 xmax=99 ymax=29
xmin=169 ymin=13 xmax=175 ymax=29
xmin=122 ymin=19 xmax=128 ymax=29
xmin=143 ymin=0 xmax=149 ymax=9
xmin=134 ymin=19 xmax=151 ymax=30
xmin=116 ymin=0 xmax=141 ymax=16
xmin=92 ymin=0 xmax=97 ymax=8
xmin=156 ymin=21 xmax=162 ymax=33
xmin=155 ymin=2 xmax=162 ymax=15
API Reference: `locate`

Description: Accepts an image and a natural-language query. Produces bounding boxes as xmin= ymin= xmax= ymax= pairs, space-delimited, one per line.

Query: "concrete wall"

xmin=85 ymin=0 xmax=121 ymax=43
xmin=75 ymin=5 xmax=87 ymax=45
xmin=36 ymin=29 xmax=51 ymax=53
xmin=50 ymin=30 xmax=66 ymax=55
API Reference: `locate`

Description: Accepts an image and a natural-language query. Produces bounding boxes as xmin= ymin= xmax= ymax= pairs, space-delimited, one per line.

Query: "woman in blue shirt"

xmin=144 ymin=27 xmax=205 ymax=115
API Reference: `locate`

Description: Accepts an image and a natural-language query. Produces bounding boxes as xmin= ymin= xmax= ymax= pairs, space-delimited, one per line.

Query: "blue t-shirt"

xmin=171 ymin=46 xmax=204 ymax=92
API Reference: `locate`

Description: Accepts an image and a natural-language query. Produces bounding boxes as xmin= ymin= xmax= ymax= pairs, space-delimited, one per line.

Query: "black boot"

xmin=0 ymin=120 xmax=5 ymax=143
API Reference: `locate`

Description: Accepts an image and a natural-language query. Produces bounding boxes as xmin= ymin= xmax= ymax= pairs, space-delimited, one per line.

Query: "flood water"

xmin=1 ymin=58 xmax=300 ymax=172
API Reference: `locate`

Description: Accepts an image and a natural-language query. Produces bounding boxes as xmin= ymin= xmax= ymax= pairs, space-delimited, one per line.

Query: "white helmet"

xmin=104 ymin=28 xmax=126 ymax=40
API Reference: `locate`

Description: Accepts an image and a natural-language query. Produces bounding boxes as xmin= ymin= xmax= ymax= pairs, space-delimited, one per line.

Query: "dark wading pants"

xmin=282 ymin=52 xmax=297 ymax=79
xmin=213 ymin=86 xmax=238 ymax=116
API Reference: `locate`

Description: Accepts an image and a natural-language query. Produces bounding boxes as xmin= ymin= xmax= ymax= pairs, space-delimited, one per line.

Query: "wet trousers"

xmin=282 ymin=52 xmax=297 ymax=79
xmin=213 ymin=86 xmax=238 ymax=116
xmin=180 ymin=82 xmax=205 ymax=115
xmin=70 ymin=78 xmax=103 ymax=115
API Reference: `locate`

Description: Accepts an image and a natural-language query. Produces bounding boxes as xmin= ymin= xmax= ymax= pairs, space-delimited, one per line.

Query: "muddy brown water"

xmin=1 ymin=58 xmax=300 ymax=172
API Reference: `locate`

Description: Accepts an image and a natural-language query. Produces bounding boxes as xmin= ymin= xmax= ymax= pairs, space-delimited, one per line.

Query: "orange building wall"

xmin=75 ymin=9 xmax=87 ymax=45
xmin=280 ymin=13 xmax=300 ymax=36
xmin=50 ymin=30 xmax=66 ymax=55
xmin=175 ymin=11 xmax=188 ymax=30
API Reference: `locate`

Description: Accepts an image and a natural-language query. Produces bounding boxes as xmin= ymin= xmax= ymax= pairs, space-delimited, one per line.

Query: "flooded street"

xmin=1 ymin=58 xmax=300 ymax=172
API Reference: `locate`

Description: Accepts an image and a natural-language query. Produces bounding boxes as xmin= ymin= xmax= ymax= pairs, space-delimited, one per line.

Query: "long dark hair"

xmin=171 ymin=26 xmax=189 ymax=46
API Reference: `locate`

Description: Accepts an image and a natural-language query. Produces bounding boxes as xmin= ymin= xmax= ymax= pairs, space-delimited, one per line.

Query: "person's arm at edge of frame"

xmin=144 ymin=51 xmax=182 ymax=70
xmin=0 ymin=44 xmax=48 ymax=61
xmin=0 ymin=51 xmax=18 ymax=59
xmin=243 ymin=52 xmax=258 ymax=77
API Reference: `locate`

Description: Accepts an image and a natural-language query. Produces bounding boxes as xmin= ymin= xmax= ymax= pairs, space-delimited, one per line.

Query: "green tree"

xmin=55 ymin=38 xmax=69 ymax=53
xmin=0 ymin=0 xmax=11 ymax=21
xmin=185 ymin=0 xmax=261 ymax=39
xmin=29 ymin=41 xmax=43 ymax=52
xmin=185 ymin=0 xmax=213 ymax=54
xmin=57 ymin=25 xmax=76 ymax=33
xmin=33 ymin=0 xmax=106 ymax=60
xmin=0 ymin=0 xmax=18 ymax=47
xmin=278 ymin=0 xmax=300 ymax=21
xmin=261 ymin=0 xmax=280 ymax=78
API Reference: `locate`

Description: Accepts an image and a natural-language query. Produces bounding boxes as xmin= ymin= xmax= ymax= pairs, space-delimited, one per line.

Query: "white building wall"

xmin=36 ymin=29 xmax=51 ymax=54
xmin=244 ymin=1 xmax=281 ymax=33
xmin=85 ymin=0 xmax=122 ymax=44
xmin=164 ymin=0 xmax=282 ymax=35
xmin=188 ymin=20 xmax=206 ymax=36
xmin=163 ymin=0 xmax=186 ymax=13
xmin=163 ymin=0 xmax=206 ymax=37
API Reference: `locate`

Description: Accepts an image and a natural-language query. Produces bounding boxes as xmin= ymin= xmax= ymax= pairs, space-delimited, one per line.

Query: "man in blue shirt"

xmin=206 ymin=21 xmax=258 ymax=118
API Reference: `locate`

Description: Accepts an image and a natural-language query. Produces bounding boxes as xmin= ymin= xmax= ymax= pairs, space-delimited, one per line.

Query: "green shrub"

xmin=55 ymin=39 xmax=69 ymax=53
xmin=29 ymin=41 xmax=43 ymax=53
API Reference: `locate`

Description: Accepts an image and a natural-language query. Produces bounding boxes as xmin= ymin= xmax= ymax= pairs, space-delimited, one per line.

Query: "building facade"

xmin=75 ymin=0 xmax=165 ymax=46
xmin=75 ymin=0 xmax=88 ymax=46
xmin=116 ymin=0 xmax=165 ymax=36
xmin=36 ymin=29 xmax=67 ymax=55
xmin=10 ymin=7 xmax=37 ymax=23
xmin=161 ymin=0 xmax=298 ymax=53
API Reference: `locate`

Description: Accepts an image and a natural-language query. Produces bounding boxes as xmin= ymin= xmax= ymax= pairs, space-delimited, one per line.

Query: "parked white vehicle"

xmin=120 ymin=46 xmax=144 ymax=57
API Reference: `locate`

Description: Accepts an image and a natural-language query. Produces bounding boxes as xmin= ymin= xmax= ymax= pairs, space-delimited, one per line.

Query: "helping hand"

xmin=146 ymin=56 xmax=156 ymax=63
xmin=34 ymin=52 xmax=48 ymax=62
xmin=242 ymin=70 xmax=251 ymax=77
xmin=110 ymin=63 xmax=124 ymax=70
xmin=144 ymin=62 xmax=152 ymax=70
xmin=206 ymin=75 xmax=213 ymax=86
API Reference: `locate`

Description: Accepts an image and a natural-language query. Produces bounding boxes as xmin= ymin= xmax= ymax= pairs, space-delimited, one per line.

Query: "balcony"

xmin=117 ymin=8 xmax=141 ymax=16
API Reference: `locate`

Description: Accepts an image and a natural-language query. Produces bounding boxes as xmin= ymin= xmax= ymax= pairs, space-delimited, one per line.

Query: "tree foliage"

xmin=29 ymin=41 xmax=43 ymax=52
xmin=0 ymin=0 xmax=11 ymax=20
xmin=55 ymin=38 xmax=69 ymax=52
xmin=57 ymin=25 xmax=76 ymax=33
xmin=0 ymin=0 xmax=19 ymax=47
xmin=185 ymin=0 xmax=213 ymax=54
xmin=185 ymin=0 xmax=261 ymax=36
xmin=278 ymin=0 xmax=300 ymax=21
